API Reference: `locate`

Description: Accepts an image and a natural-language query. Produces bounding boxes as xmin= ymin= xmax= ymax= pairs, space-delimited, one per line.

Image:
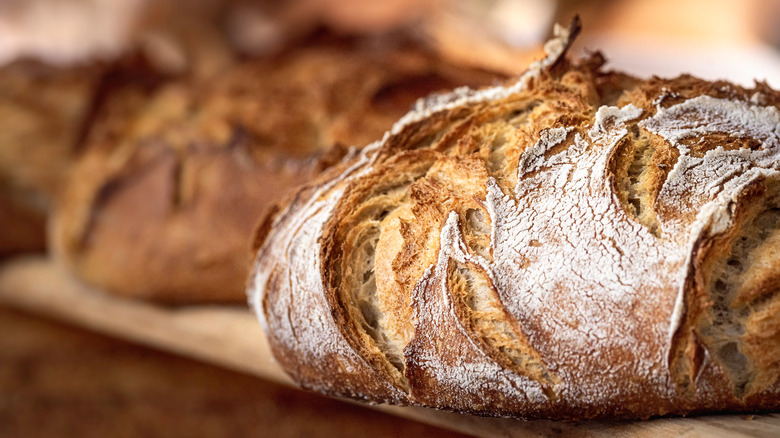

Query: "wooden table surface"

xmin=0 ymin=303 xmax=470 ymax=438
xmin=1 ymin=256 xmax=779 ymax=437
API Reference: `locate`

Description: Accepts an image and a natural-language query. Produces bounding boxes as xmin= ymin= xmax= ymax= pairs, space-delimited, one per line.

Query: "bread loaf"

xmin=0 ymin=61 xmax=103 ymax=256
xmin=51 ymin=36 xmax=504 ymax=303
xmin=248 ymin=21 xmax=780 ymax=419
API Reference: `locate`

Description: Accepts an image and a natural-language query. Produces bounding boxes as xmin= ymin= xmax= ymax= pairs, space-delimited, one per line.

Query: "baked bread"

xmin=0 ymin=0 xmax=231 ymax=258
xmin=0 ymin=61 xmax=103 ymax=256
xmin=248 ymin=21 xmax=780 ymax=419
xmin=51 ymin=35 xmax=504 ymax=303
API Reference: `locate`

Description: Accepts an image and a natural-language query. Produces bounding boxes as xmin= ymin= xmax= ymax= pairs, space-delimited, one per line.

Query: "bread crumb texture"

xmin=249 ymin=23 xmax=780 ymax=419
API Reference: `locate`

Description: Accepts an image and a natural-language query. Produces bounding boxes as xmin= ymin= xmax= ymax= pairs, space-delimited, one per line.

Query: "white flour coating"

xmin=249 ymin=141 xmax=380 ymax=329
xmin=643 ymin=95 xmax=780 ymax=149
xmin=421 ymin=105 xmax=686 ymax=405
xmin=638 ymin=95 xmax=780 ymax=346
xmin=412 ymin=95 xmax=780 ymax=406
xmin=642 ymin=95 xmax=780 ymax=234
xmin=248 ymin=19 xmax=574 ymax=382
xmin=407 ymin=212 xmax=549 ymax=406
xmin=515 ymin=126 xmax=573 ymax=176
xmin=247 ymin=139 xmax=413 ymax=399
xmin=248 ymin=23 xmax=780 ymax=413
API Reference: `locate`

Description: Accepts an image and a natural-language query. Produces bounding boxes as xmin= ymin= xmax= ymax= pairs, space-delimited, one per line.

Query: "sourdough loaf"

xmin=51 ymin=36 xmax=504 ymax=303
xmin=248 ymin=21 xmax=780 ymax=419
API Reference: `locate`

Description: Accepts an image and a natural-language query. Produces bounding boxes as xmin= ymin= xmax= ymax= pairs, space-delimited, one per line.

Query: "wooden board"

xmin=1 ymin=256 xmax=779 ymax=437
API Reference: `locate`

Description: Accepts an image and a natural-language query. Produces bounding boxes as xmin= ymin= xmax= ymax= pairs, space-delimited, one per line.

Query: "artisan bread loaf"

xmin=0 ymin=61 xmax=104 ymax=256
xmin=248 ymin=21 xmax=780 ymax=419
xmin=0 ymin=0 xmax=231 ymax=258
xmin=51 ymin=36 xmax=504 ymax=303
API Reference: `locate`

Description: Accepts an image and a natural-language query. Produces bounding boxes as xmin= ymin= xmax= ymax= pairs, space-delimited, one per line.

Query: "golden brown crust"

xmin=249 ymin=25 xmax=780 ymax=419
xmin=52 ymin=36 xmax=506 ymax=303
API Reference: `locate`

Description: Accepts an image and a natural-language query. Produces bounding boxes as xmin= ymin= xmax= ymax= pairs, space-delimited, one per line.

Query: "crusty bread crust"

xmin=51 ymin=37 xmax=504 ymax=303
xmin=249 ymin=22 xmax=780 ymax=418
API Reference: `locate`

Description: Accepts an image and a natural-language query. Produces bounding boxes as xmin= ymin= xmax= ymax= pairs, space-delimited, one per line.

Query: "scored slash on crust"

xmin=248 ymin=18 xmax=780 ymax=419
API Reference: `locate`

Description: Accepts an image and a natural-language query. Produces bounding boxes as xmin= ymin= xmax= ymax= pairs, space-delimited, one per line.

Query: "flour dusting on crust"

xmin=249 ymin=23 xmax=780 ymax=418
xmin=639 ymin=95 xmax=780 ymax=350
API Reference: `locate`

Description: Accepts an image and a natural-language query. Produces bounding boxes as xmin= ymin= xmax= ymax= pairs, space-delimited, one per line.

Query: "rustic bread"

xmin=248 ymin=21 xmax=780 ymax=419
xmin=0 ymin=0 xmax=242 ymax=259
xmin=51 ymin=36 xmax=504 ymax=303
xmin=0 ymin=61 xmax=104 ymax=256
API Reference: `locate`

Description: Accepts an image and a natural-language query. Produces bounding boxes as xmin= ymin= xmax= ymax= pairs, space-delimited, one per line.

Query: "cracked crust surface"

xmin=51 ymin=36 xmax=504 ymax=303
xmin=249 ymin=22 xmax=780 ymax=419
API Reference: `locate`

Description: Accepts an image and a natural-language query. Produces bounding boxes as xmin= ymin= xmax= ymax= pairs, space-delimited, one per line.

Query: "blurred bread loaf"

xmin=51 ymin=34 xmax=505 ymax=303
xmin=0 ymin=62 xmax=101 ymax=256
